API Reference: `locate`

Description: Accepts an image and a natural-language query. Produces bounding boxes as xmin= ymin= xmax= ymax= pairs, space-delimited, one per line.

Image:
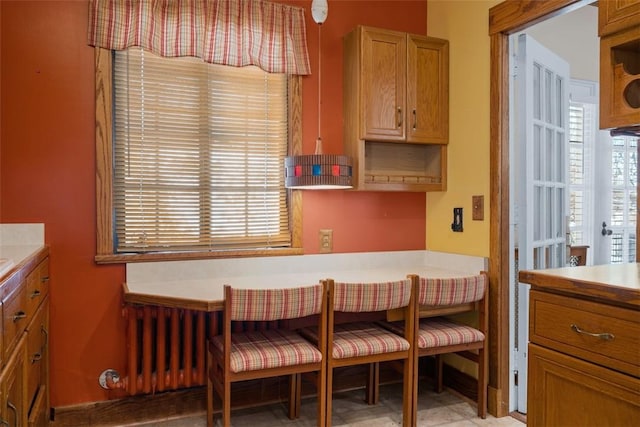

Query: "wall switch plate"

xmin=451 ymin=208 xmax=463 ymax=232
xmin=472 ymin=195 xmax=484 ymax=220
xmin=319 ymin=229 xmax=333 ymax=253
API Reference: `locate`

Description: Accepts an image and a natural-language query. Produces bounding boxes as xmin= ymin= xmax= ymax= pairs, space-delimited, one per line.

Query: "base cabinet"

xmin=526 ymin=283 xmax=640 ymax=427
xmin=0 ymin=250 xmax=49 ymax=427
xmin=528 ymin=343 xmax=640 ymax=426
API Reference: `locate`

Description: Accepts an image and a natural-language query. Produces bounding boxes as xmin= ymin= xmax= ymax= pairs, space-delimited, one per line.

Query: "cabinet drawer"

xmin=26 ymin=258 xmax=49 ymax=318
xmin=530 ymin=290 xmax=640 ymax=377
xmin=2 ymin=285 xmax=28 ymax=360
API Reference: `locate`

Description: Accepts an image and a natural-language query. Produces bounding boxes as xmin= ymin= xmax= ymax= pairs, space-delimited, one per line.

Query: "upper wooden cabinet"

xmin=343 ymin=26 xmax=449 ymax=191
xmin=599 ymin=0 xmax=640 ymax=37
xmin=599 ymin=0 xmax=640 ymax=130
xmin=346 ymin=26 xmax=449 ymax=144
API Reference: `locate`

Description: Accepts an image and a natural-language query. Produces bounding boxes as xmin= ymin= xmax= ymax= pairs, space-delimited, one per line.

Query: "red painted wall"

xmin=0 ymin=0 xmax=427 ymax=408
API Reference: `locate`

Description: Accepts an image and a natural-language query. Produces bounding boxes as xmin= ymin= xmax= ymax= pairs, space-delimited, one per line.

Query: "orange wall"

xmin=0 ymin=0 xmax=428 ymax=408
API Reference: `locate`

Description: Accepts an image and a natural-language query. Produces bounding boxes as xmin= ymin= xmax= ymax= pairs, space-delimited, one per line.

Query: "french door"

xmin=510 ymin=33 xmax=570 ymax=413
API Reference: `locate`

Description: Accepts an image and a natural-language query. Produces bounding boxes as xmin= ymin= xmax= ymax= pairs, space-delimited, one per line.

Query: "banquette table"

xmin=118 ymin=252 xmax=487 ymax=400
xmin=123 ymin=266 xmax=477 ymax=311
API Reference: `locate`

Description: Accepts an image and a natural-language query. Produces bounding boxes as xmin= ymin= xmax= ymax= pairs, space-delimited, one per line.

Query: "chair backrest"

xmin=226 ymin=284 xmax=325 ymax=321
xmin=331 ymin=278 xmax=413 ymax=313
xmin=418 ymin=273 xmax=486 ymax=307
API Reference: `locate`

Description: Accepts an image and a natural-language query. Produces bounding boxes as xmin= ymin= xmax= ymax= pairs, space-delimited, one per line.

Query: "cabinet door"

xmin=407 ymin=35 xmax=449 ymax=144
xmin=528 ymin=343 xmax=640 ymax=427
xmin=360 ymin=28 xmax=406 ymax=141
xmin=599 ymin=0 xmax=640 ymax=37
xmin=0 ymin=336 xmax=27 ymax=427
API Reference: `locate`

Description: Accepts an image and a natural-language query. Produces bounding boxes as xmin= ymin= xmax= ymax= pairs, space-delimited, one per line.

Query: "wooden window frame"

xmin=94 ymin=47 xmax=303 ymax=263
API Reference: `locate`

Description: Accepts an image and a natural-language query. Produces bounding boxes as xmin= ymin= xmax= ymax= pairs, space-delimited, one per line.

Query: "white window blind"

xmin=113 ymin=47 xmax=290 ymax=253
xmin=568 ymin=102 xmax=589 ymax=245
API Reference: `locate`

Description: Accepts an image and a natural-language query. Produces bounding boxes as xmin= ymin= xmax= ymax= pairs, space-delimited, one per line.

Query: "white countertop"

xmin=124 ymin=250 xmax=488 ymax=309
xmin=0 ymin=245 xmax=46 ymax=281
xmin=0 ymin=224 xmax=46 ymax=282
xmin=125 ymin=265 xmax=472 ymax=303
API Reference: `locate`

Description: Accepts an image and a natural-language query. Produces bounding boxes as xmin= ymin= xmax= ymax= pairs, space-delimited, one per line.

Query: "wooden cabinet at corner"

xmin=343 ymin=26 xmax=448 ymax=192
xmin=599 ymin=1 xmax=640 ymax=129
xmin=0 ymin=250 xmax=49 ymax=427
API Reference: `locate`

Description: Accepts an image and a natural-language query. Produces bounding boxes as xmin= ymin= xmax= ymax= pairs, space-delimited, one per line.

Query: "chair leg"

xmin=223 ymin=378 xmax=231 ymax=427
xmin=412 ymin=355 xmax=420 ymax=427
xmin=366 ymin=362 xmax=379 ymax=405
xmin=402 ymin=357 xmax=412 ymax=427
xmin=207 ymin=376 xmax=214 ymax=427
xmin=317 ymin=366 xmax=326 ymax=427
xmin=326 ymin=366 xmax=334 ymax=427
xmin=207 ymin=352 xmax=213 ymax=427
xmin=435 ymin=355 xmax=444 ymax=393
xmin=478 ymin=348 xmax=487 ymax=419
xmin=288 ymin=373 xmax=300 ymax=419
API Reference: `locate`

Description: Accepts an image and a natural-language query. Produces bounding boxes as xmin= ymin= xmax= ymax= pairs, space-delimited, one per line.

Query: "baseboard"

xmin=51 ymin=363 xmax=479 ymax=426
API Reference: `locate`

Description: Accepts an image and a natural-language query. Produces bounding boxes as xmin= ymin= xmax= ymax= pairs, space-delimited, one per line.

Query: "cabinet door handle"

xmin=31 ymin=352 xmax=42 ymax=363
xmin=42 ymin=325 xmax=49 ymax=346
xmin=571 ymin=324 xmax=614 ymax=341
xmin=397 ymin=107 xmax=402 ymax=128
xmin=13 ymin=310 xmax=26 ymax=322
xmin=412 ymin=109 xmax=417 ymax=130
xmin=0 ymin=419 xmax=9 ymax=426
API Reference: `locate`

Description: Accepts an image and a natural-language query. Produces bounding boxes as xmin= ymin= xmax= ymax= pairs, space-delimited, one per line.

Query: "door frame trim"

xmin=487 ymin=0 xmax=592 ymax=416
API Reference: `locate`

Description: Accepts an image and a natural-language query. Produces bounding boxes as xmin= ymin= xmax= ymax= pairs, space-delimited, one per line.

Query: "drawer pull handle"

xmin=13 ymin=311 xmax=27 ymax=322
xmin=32 ymin=352 xmax=42 ymax=363
xmin=571 ymin=324 xmax=614 ymax=341
xmin=41 ymin=275 xmax=50 ymax=282
xmin=31 ymin=289 xmax=41 ymax=298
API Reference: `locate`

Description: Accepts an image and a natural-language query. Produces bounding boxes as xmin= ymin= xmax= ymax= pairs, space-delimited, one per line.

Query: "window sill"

xmin=95 ymin=247 xmax=304 ymax=264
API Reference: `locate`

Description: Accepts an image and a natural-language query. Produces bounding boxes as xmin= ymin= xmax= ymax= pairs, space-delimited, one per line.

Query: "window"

xmin=610 ymin=135 xmax=637 ymax=263
xmin=95 ymin=48 xmax=302 ymax=262
xmin=568 ymin=101 xmax=594 ymax=247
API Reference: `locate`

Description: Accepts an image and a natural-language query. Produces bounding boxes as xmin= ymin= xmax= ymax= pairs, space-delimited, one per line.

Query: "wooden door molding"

xmin=487 ymin=0 xmax=592 ymax=417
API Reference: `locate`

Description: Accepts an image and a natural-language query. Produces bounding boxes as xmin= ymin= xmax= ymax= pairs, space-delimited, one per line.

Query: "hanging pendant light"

xmin=284 ymin=0 xmax=352 ymax=190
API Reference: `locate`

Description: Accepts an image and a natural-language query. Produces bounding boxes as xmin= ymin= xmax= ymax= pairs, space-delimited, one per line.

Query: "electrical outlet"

xmin=319 ymin=229 xmax=333 ymax=253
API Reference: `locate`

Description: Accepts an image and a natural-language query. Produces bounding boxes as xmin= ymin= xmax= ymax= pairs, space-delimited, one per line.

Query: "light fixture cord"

xmin=315 ymin=23 xmax=323 ymax=155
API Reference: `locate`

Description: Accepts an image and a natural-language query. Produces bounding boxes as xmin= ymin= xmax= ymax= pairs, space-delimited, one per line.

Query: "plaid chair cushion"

xmin=417 ymin=317 xmax=485 ymax=348
xmin=419 ymin=275 xmax=486 ymax=306
xmin=333 ymin=279 xmax=412 ymax=312
xmin=212 ymin=329 xmax=322 ymax=373
xmin=230 ymin=285 xmax=323 ymax=321
xmin=331 ymin=322 xmax=410 ymax=359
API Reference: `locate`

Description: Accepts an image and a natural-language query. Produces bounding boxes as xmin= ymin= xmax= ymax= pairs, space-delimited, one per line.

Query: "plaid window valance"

xmin=87 ymin=0 xmax=311 ymax=75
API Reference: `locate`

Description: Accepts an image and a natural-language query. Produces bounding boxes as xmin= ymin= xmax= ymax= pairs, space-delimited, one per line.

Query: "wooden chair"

xmin=322 ymin=275 xmax=417 ymax=427
xmin=207 ymin=283 xmax=327 ymax=427
xmin=413 ymin=272 xmax=488 ymax=423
